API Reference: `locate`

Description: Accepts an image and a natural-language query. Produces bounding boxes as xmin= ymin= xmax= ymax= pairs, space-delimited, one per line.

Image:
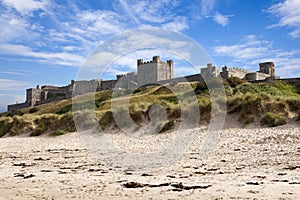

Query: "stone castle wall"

xmin=7 ymin=102 xmax=29 ymax=111
xmin=116 ymin=72 xmax=138 ymax=89
xmin=99 ymin=80 xmax=117 ymax=91
xmin=220 ymin=66 xmax=251 ymax=79
xmin=245 ymin=72 xmax=271 ymax=81
xmin=201 ymin=64 xmax=220 ymax=79
xmin=158 ymin=73 xmax=204 ymax=85
xmin=7 ymin=59 xmax=286 ymax=112
xmin=73 ymin=80 xmax=101 ymax=95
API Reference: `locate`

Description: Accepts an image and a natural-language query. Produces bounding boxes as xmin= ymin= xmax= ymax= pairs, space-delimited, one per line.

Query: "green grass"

xmin=50 ymin=129 xmax=67 ymax=136
xmin=0 ymin=118 xmax=12 ymax=137
xmin=260 ymin=112 xmax=287 ymax=127
xmin=236 ymin=80 xmax=299 ymax=97
xmin=1 ymin=80 xmax=299 ymax=137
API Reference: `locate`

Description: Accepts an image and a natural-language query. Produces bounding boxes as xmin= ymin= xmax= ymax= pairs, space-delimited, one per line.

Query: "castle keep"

xmin=7 ymin=57 xmax=278 ymax=111
xmin=115 ymin=56 xmax=174 ymax=88
xmin=137 ymin=56 xmax=173 ymax=85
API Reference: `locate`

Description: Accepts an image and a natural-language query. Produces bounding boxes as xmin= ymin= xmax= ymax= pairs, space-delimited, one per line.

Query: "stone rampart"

xmin=7 ymin=102 xmax=29 ymax=111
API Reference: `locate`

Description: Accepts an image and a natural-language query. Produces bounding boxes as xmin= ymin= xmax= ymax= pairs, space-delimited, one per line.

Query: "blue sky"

xmin=0 ymin=0 xmax=300 ymax=112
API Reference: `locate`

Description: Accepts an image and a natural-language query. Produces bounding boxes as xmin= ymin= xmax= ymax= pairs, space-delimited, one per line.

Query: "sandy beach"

xmin=0 ymin=125 xmax=299 ymax=199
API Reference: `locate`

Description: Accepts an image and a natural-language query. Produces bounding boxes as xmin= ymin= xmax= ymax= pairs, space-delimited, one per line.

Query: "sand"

xmin=0 ymin=125 xmax=299 ymax=199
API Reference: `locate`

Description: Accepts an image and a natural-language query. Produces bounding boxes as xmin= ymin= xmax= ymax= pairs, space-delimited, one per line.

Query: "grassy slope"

xmin=0 ymin=79 xmax=299 ymax=137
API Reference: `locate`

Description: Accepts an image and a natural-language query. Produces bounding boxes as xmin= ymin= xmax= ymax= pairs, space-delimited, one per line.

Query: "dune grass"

xmin=0 ymin=79 xmax=299 ymax=137
xmin=49 ymin=129 xmax=67 ymax=136
xmin=260 ymin=112 xmax=287 ymax=127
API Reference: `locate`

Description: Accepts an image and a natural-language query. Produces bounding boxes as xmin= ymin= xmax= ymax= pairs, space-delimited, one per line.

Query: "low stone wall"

xmin=74 ymin=80 xmax=100 ymax=95
xmin=250 ymin=78 xmax=300 ymax=84
xmin=245 ymin=72 xmax=270 ymax=81
xmin=7 ymin=102 xmax=29 ymax=111
xmin=158 ymin=74 xmax=204 ymax=85
xmin=280 ymin=78 xmax=300 ymax=84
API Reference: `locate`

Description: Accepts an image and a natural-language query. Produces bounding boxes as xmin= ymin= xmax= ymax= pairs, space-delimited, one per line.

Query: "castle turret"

xmin=137 ymin=59 xmax=143 ymax=66
xmin=152 ymin=56 xmax=160 ymax=63
xmin=259 ymin=62 xmax=275 ymax=78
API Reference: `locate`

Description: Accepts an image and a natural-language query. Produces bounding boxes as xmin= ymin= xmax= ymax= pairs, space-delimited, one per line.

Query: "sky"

xmin=0 ymin=0 xmax=300 ymax=112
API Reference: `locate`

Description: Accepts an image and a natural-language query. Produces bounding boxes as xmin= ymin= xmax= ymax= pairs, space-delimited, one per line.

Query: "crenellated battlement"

xmin=222 ymin=66 xmax=251 ymax=73
xmin=137 ymin=56 xmax=173 ymax=67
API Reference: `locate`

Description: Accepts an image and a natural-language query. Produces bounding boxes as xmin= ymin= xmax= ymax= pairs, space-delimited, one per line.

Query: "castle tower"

xmin=137 ymin=56 xmax=174 ymax=86
xmin=259 ymin=62 xmax=275 ymax=78
xmin=153 ymin=56 xmax=160 ymax=63
xmin=26 ymin=87 xmax=42 ymax=107
xmin=137 ymin=59 xmax=143 ymax=66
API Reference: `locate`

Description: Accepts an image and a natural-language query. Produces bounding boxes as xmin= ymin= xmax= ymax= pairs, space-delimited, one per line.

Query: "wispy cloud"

xmin=114 ymin=0 xmax=190 ymax=31
xmin=0 ymin=71 xmax=23 ymax=76
xmin=123 ymin=0 xmax=179 ymax=23
xmin=0 ymin=44 xmax=84 ymax=66
xmin=0 ymin=79 xmax=31 ymax=90
xmin=118 ymin=0 xmax=140 ymax=25
xmin=267 ymin=0 xmax=300 ymax=38
xmin=0 ymin=10 xmax=39 ymax=43
xmin=213 ymin=35 xmax=271 ymax=60
xmin=201 ymin=0 xmax=216 ymax=15
xmin=1 ymin=0 xmax=50 ymax=15
xmin=212 ymin=34 xmax=300 ymax=78
xmin=83 ymin=30 xmax=193 ymax=72
xmin=0 ymin=0 xmax=227 ymax=70
xmin=0 ymin=1 xmax=126 ymax=68
xmin=0 ymin=68 xmax=36 ymax=76
xmin=213 ymin=12 xmax=231 ymax=27
xmin=161 ymin=16 xmax=187 ymax=32
xmin=75 ymin=10 xmax=125 ymax=36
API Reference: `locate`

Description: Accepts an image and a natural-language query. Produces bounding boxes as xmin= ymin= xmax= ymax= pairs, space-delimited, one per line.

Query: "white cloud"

xmin=62 ymin=46 xmax=77 ymax=52
xmin=128 ymin=0 xmax=179 ymax=23
xmin=162 ymin=16 xmax=188 ymax=32
xmin=267 ymin=0 xmax=300 ymax=37
xmin=213 ymin=12 xmax=230 ymax=27
xmin=0 ymin=68 xmax=36 ymax=76
xmin=1 ymin=0 xmax=50 ymax=15
xmin=83 ymin=31 xmax=192 ymax=70
xmin=201 ymin=0 xmax=215 ymax=15
xmin=75 ymin=10 xmax=124 ymax=36
xmin=212 ymin=35 xmax=300 ymax=78
xmin=0 ymin=1 xmax=126 ymax=68
xmin=0 ymin=0 xmax=203 ymax=70
xmin=0 ymin=11 xmax=39 ymax=43
xmin=118 ymin=0 xmax=140 ymax=25
xmin=0 ymin=44 xmax=84 ymax=66
xmin=0 ymin=71 xmax=23 ymax=75
xmin=213 ymin=35 xmax=271 ymax=59
xmin=114 ymin=0 xmax=189 ymax=31
xmin=0 ymin=79 xmax=30 ymax=90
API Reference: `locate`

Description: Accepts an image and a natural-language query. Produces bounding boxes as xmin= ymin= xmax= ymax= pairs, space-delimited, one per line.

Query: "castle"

xmin=201 ymin=62 xmax=278 ymax=81
xmin=7 ymin=56 xmax=174 ymax=111
xmin=7 ymin=56 xmax=277 ymax=111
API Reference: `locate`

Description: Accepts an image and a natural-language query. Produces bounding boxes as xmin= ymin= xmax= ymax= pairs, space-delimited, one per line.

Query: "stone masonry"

xmin=7 ymin=58 xmax=279 ymax=111
xmin=7 ymin=56 xmax=174 ymax=111
xmin=137 ymin=56 xmax=173 ymax=86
